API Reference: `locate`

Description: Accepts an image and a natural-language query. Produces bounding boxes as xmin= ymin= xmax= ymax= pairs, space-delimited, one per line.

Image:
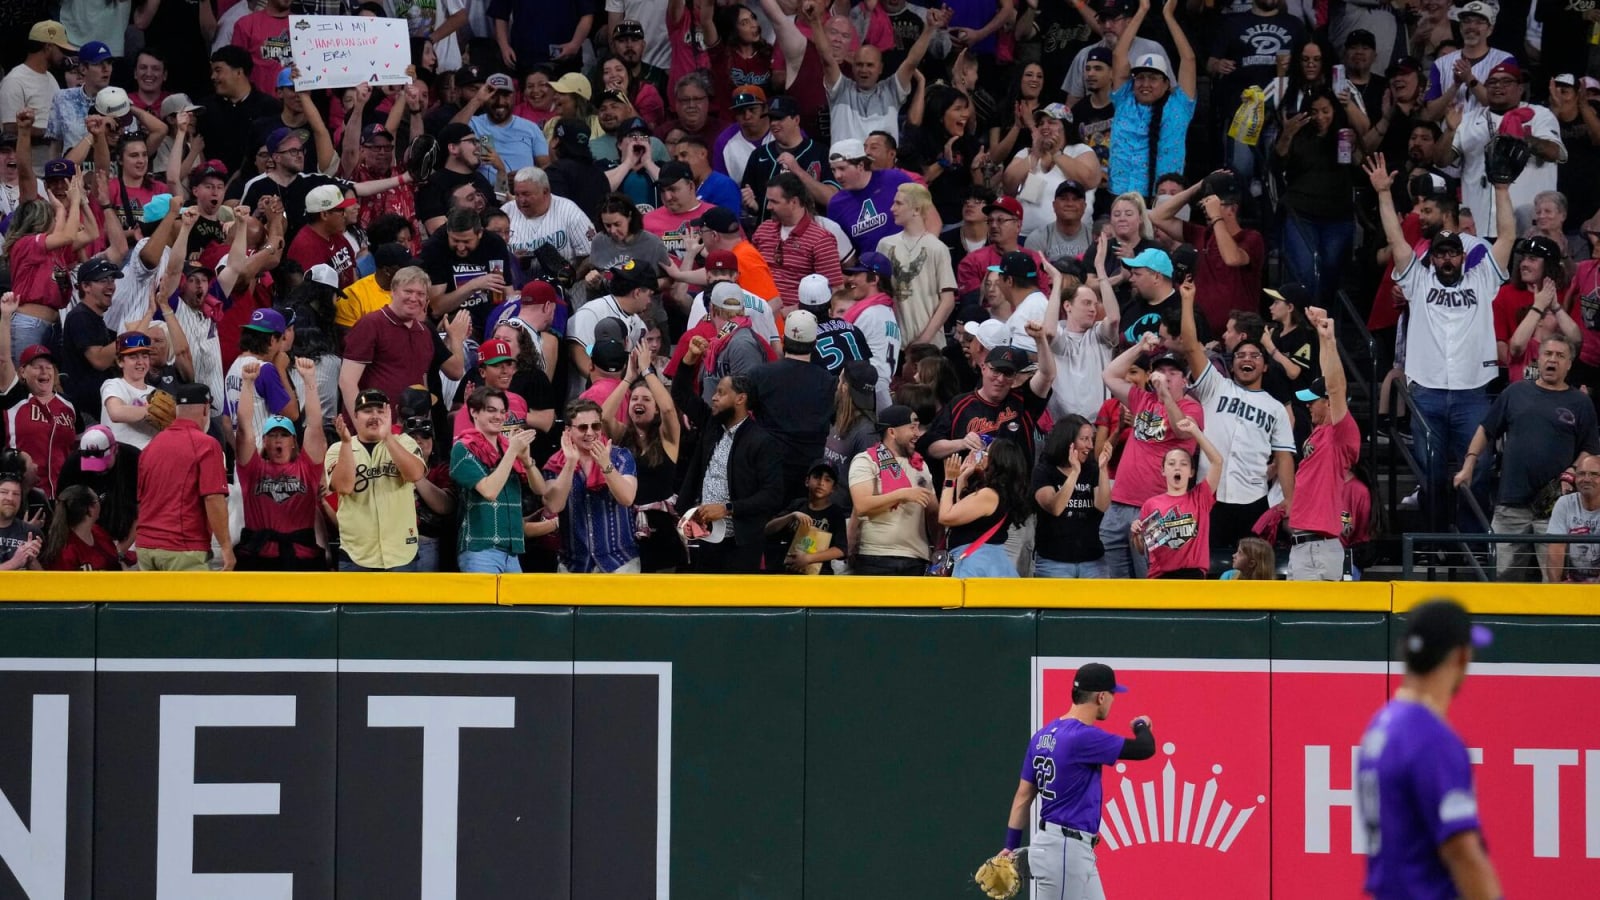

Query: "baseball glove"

xmin=404 ymin=134 xmax=440 ymax=184
xmin=1484 ymin=134 xmax=1530 ymax=185
xmin=974 ymin=853 xmax=1020 ymax=899
xmin=144 ymin=389 xmax=177 ymax=430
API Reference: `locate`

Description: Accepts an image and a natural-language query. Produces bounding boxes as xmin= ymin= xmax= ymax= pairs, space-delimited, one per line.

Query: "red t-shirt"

xmin=1341 ymin=473 xmax=1371 ymax=548
xmin=643 ymin=203 xmax=709 ymax=262
xmin=239 ymin=452 xmax=322 ymax=559
xmin=3 ymin=388 xmax=77 ymax=499
xmin=136 ymin=418 xmax=229 ymax=552
xmin=212 ymin=279 xmax=274 ymax=372
xmin=1288 ymin=412 xmax=1361 ymax=539
xmin=344 ymin=307 xmax=447 ymax=406
xmin=288 ymin=226 xmax=357 ymax=287
xmin=1183 ymin=221 xmax=1265 ymax=332
xmin=353 ymin=163 xmax=420 ymax=255
xmin=107 ymin=178 xmax=171 ymax=228
xmin=1109 ymin=388 xmax=1203 ymax=507
xmin=49 ymin=524 xmax=120 ymax=571
xmin=666 ymin=3 xmax=711 ymax=107
xmin=232 ymin=11 xmax=292 ymax=96
xmin=7 ymin=234 xmax=75 ymax=311
xmin=1139 ymin=481 xmax=1216 ymax=577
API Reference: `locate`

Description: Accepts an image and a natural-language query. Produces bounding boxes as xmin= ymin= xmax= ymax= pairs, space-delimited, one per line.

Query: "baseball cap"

xmin=1387 ymin=56 xmax=1423 ymax=78
xmin=829 ymin=138 xmax=868 ymax=161
xmin=18 ymin=345 xmax=56 ymax=368
xmin=806 ymin=458 xmax=838 ymax=480
xmin=1518 ymin=235 xmax=1564 ymax=263
xmin=456 ymin=64 xmax=486 ymax=87
xmin=1345 ymin=29 xmax=1377 ymax=49
xmin=1148 ymin=351 xmax=1187 ymax=373
xmin=612 ymin=19 xmax=645 ymax=39
xmin=265 ymin=126 xmax=300 ymax=152
xmin=987 ymin=250 xmax=1038 ymax=280
xmin=479 ymin=338 xmax=516 ymax=366
xmin=486 ymin=73 xmax=516 ymax=92
xmin=983 ymin=196 xmax=1025 ymax=220
xmin=44 ymin=158 xmax=76 ymax=180
xmin=305 ymin=184 xmax=356 ymax=214
xmin=1453 ymin=0 xmax=1496 ymax=24
xmin=1486 ymin=59 xmax=1524 ymax=82
xmin=244 ymin=308 xmax=289 ymax=334
xmin=77 ymin=257 xmax=123 ymax=283
xmin=704 ymin=248 xmax=740 ymax=272
xmin=845 ymin=250 xmax=892 ymax=281
xmin=1131 ymin=53 xmax=1173 ymax=80
xmin=262 ymin=415 xmax=297 ymax=437
xmin=620 ymin=116 xmax=651 ymax=136
xmin=94 ymin=86 xmax=131 ymax=118
xmin=731 ymin=86 xmax=768 ymax=110
xmin=768 ymin=95 xmax=800 ymax=119
xmin=591 ymin=339 xmax=629 ymax=372
xmin=609 ymin=258 xmax=658 ymax=292
xmin=160 ymin=93 xmax=202 ymax=118
xmin=598 ymin=88 xmax=632 ymax=108
xmin=1584 ymin=76 xmax=1600 ymax=93
xmin=551 ymin=118 xmax=591 ymax=149
xmin=877 ymin=404 xmax=916 ymax=430
xmin=693 ymin=206 xmax=741 ymax=234
xmin=78 ymin=426 xmax=116 ymax=473
xmin=189 ymin=158 xmax=229 ymax=185
xmin=1169 ymin=244 xmax=1198 ymax=282
xmin=437 ymin=122 xmax=476 ymax=147
xmin=1099 ymin=0 xmax=1136 ymax=19
xmin=1073 ymin=662 xmax=1128 ymax=694
xmin=0 ymin=133 xmax=15 ymax=150
xmin=1201 ymin=170 xmax=1241 ymax=201
xmin=78 ymin=41 xmax=113 ymax=64
xmin=1264 ymin=282 xmax=1313 ymax=307
xmin=307 ymin=264 xmax=340 ymax=288
xmin=139 ymin=193 xmax=173 ymax=224
xmin=843 ymin=361 xmax=879 ymax=410
xmin=1402 ymin=599 xmax=1492 ymax=674
xmin=354 ymin=388 xmax=390 ymax=411
xmin=173 ymin=383 xmax=211 ymax=407
xmin=1410 ymin=171 xmax=1449 ymax=199
xmin=28 ymin=21 xmax=78 ymax=52
xmin=276 ymin=68 xmax=295 ymax=90
xmin=1085 ymin=46 xmax=1113 ymax=67
xmin=656 ymin=160 xmax=695 ymax=187
xmin=1428 ymin=230 xmax=1465 ymax=255
xmin=709 ymin=281 xmax=746 ymax=313
xmin=372 ymin=242 xmax=412 ymax=269
xmin=1054 ymin=180 xmax=1087 ymax=199
xmin=1296 ymin=377 xmax=1329 ymax=403
xmin=551 ymin=72 xmax=592 ymax=100
xmin=985 ymin=345 xmax=1027 ymax=374
xmin=1034 ymin=102 xmax=1071 ymax=122
xmin=963 ymin=318 xmax=1013 ymax=351
xmin=520 ymin=279 xmax=561 ymax=305
xmin=798 ymin=273 xmax=833 ymax=308
xmin=116 ymin=332 xmax=152 ymax=356
xmin=360 ymin=123 xmax=394 ymax=146
xmin=785 ymin=309 xmax=819 ymax=344
xmin=1121 ymin=247 xmax=1174 ymax=278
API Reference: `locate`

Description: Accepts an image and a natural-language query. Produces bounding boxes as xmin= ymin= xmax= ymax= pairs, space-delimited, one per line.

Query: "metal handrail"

xmin=1400 ymin=532 xmax=1600 ymax=580
xmin=1330 ymin=289 xmax=1381 ymax=458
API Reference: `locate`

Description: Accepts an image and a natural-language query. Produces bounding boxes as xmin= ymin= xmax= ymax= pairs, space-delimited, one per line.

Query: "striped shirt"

xmin=751 ymin=215 xmax=844 ymax=309
xmin=544 ymin=447 xmax=639 ymax=572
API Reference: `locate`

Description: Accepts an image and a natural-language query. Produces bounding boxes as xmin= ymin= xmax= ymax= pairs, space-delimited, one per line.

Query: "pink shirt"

xmin=1109 ymin=388 xmax=1202 ymax=507
xmin=1139 ymin=481 xmax=1216 ymax=577
xmin=1288 ymin=412 xmax=1360 ymax=539
xmin=451 ymin=392 xmax=529 ymax=440
xmin=239 ymin=453 xmax=322 ymax=559
xmin=7 ymin=234 xmax=74 ymax=311
xmin=232 ymin=12 xmax=293 ymax=96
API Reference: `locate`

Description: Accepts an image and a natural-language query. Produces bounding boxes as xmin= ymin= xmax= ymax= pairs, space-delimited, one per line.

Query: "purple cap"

xmin=243 ymin=307 xmax=289 ymax=334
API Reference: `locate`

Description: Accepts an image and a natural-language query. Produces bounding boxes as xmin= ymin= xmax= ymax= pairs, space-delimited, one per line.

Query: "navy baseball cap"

xmin=845 ymin=251 xmax=892 ymax=281
xmin=768 ymin=95 xmax=800 ymax=119
xmin=1403 ymin=599 xmax=1492 ymax=674
xmin=1086 ymin=46 xmax=1113 ymax=67
xmin=360 ymin=123 xmax=394 ymax=145
xmin=985 ymin=345 xmax=1029 ymax=374
xmin=656 ymin=160 xmax=695 ymax=187
xmin=551 ymin=117 xmax=591 ymax=148
xmin=988 ymin=250 xmax=1038 ymax=280
xmin=44 ymin=158 xmax=76 ymax=179
xmin=1074 ymin=662 xmax=1128 ymax=694
xmin=77 ymin=257 xmax=123 ymax=283
xmin=692 ymin=205 xmax=741 ymax=234
xmin=1296 ymin=377 xmax=1329 ymax=403
xmin=620 ymin=116 xmax=651 ymax=136
xmin=173 ymin=383 xmax=212 ymax=406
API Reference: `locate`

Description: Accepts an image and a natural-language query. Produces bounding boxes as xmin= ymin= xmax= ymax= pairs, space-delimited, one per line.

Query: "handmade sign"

xmin=289 ymin=15 xmax=411 ymax=91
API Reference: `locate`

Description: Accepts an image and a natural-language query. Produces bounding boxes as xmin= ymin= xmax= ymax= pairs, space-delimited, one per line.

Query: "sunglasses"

xmin=571 ymin=423 xmax=603 ymax=432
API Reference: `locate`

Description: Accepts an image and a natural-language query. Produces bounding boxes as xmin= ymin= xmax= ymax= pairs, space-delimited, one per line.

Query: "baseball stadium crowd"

xmin=0 ymin=0 xmax=1598 ymax=579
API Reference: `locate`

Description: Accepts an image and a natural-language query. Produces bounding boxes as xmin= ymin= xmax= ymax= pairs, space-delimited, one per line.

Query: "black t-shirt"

xmin=741 ymin=138 xmax=836 ymax=225
xmin=61 ymin=305 xmax=116 ymax=420
xmin=0 ymin=519 xmax=39 ymax=566
xmin=547 ymin=158 xmax=609 ymax=223
xmin=187 ymin=215 xmax=228 ymax=259
xmin=811 ymin=319 xmax=873 ymax=375
xmin=56 ymin=446 xmax=142 ymax=542
xmin=1119 ymin=289 xmax=1183 ymax=345
xmin=199 ymin=90 xmax=283 ymax=176
xmin=1033 ymin=459 xmax=1105 ymax=563
xmin=918 ymin=382 xmax=1051 ymax=463
xmin=1072 ymin=97 xmax=1114 ymax=217
xmin=765 ymin=497 xmax=850 ymax=573
xmin=242 ymin=172 xmax=348 ymax=242
xmin=1264 ymin=323 xmax=1318 ymax=401
xmin=949 ymin=502 xmax=1009 ymax=548
xmin=1033 ymin=4 xmax=1095 ymax=103
xmin=419 ymin=229 xmax=516 ymax=339
xmin=1557 ymin=103 xmax=1600 ymax=229
xmin=1209 ymin=11 xmax=1307 ymax=118
xmin=749 ymin=357 xmax=837 ymax=468
xmin=1481 ymin=381 xmax=1600 ymax=507
xmin=416 ymin=168 xmax=498 ymax=225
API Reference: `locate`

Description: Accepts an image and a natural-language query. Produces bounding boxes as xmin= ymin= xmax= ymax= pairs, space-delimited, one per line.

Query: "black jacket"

xmin=675 ymin=375 xmax=785 ymax=548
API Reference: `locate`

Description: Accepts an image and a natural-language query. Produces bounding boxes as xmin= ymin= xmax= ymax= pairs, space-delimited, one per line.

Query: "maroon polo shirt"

xmin=1183 ymin=221 xmax=1265 ymax=332
xmin=136 ymin=418 xmax=228 ymax=552
xmin=343 ymin=307 xmax=451 ymax=404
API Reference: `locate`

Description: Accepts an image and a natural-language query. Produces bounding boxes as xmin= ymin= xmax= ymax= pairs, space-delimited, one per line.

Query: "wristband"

xmin=944 ymin=479 xmax=956 ymax=487
xmin=936 ymin=157 xmax=952 ymax=169
xmin=1562 ymin=470 xmax=1576 ymax=485
xmin=1005 ymin=827 xmax=1024 ymax=851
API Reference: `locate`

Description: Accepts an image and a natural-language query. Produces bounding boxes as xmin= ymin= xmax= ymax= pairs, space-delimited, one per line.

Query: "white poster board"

xmin=289 ymin=15 xmax=411 ymax=92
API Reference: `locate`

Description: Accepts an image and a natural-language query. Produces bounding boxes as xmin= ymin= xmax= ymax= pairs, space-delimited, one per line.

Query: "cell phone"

xmin=1333 ymin=64 xmax=1350 ymax=96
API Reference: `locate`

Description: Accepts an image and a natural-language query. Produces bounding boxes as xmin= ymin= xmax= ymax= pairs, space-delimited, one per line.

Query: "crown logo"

xmin=1100 ymin=742 xmax=1264 ymax=853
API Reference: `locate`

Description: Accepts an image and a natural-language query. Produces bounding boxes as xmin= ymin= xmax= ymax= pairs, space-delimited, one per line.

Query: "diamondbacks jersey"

xmin=1022 ymin=717 xmax=1125 ymax=832
xmin=1357 ymin=699 xmax=1484 ymax=900
xmin=1189 ymin=366 xmax=1293 ymax=504
xmin=1395 ymin=251 xmax=1506 ymax=391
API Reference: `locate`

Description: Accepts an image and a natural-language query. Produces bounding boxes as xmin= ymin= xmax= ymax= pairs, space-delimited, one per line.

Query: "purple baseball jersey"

xmin=1021 ymin=717 xmax=1125 ymax=832
xmin=826 ymin=169 xmax=911 ymax=258
xmin=1356 ymin=699 xmax=1484 ymax=900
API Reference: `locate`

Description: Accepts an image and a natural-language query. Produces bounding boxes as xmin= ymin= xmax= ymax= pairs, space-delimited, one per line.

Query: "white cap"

xmin=308 ymin=264 xmax=340 ymax=288
xmin=963 ymin=318 xmax=1012 ymax=350
xmin=1130 ymin=53 xmax=1173 ymax=81
xmin=709 ymin=281 xmax=745 ymax=313
xmin=1451 ymin=0 xmax=1497 ymax=25
xmin=215 ymin=254 xmax=231 ymax=270
xmin=159 ymin=92 xmax=202 ymax=118
xmin=798 ymin=273 xmax=833 ymax=307
xmin=784 ymin=309 xmax=819 ymax=344
xmin=304 ymin=184 xmax=354 ymax=215
xmin=829 ymin=138 xmax=867 ymax=161
xmin=94 ymin=86 xmax=131 ymax=119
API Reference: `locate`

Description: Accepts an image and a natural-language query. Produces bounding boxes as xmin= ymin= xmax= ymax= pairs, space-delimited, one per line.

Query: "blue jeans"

xmin=1034 ymin=557 xmax=1108 ymax=578
xmin=1098 ymin=502 xmax=1148 ymax=579
xmin=10 ymin=312 xmax=57 ymax=363
xmin=457 ymin=547 xmax=522 ymax=574
xmin=952 ymin=542 xmax=1018 ymax=577
xmin=1409 ymin=385 xmax=1492 ymax=531
xmin=337 ymin=555 xmax=422 ymax=572
xmin=1281 ymin=211 xmax=1355 ymax=303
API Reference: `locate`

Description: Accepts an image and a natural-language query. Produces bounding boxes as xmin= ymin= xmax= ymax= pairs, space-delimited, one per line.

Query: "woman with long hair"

xmin=107 ymin=134 xmax=169 ymax=228
xmin=6 ymin=172 xmax=94 ymax=360
xmin=704 ymin=2 xmax=773 ymax=113
xmin=598 ymin=55 xmax=666 ymax=130
xmin=580 ymin=193 xmax=671 ymax=306
xmin=1096 ymin=192 xmax=1161 ymax=312
xmin=912 ymin=85 xmax=986 ymax=225
xmin=913 ymin=353 xmax=963 ymax=406
xmin=41 ymin=485 xmax=123 ymax=571
xmin=1505 ymin=281 xmax=1582 ymax=383
xmin=1273 ymin=37 xmax=1334 ymax=119
xmin=1033 ymin=414 xmax=1113 ymax=578
xmin=1221 ymin=536 xmax=1276 ymax=580
xmin=602 ymin=343 xmax=685 ymax=571
xmin=939 ymin=439 xmax=1032 ymax=577
xmin=1274 ymin=87 xmax=1359 ymax=303
xmin=822 ymin=362 xmax=880 ymax=508
xmin=1263 ymin=284 xmax=1318 ymax=394
xmin=1564 ymin=215 xmax=1600 ymax=400
xmin=988 ymin=61 xmax=1046 ymax=165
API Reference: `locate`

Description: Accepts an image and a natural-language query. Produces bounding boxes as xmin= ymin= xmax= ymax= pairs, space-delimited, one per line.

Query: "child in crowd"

xmin=765 ymin=460 xmax=848 ymax=574
xmin=1221 ymin=536 xmax=1276 ymax=580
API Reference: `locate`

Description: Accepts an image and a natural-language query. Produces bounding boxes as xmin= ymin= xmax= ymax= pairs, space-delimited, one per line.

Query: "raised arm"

xmin=1178 ymin=415 xmax=1223 ymax=489
xmin=340 ymin=84 xmax=371 ymax=177
xmin=1364 ymin=154 xmax=1412 ymax=273
xmin=1149 ymin=178 xmax=1201 ymax=241
xmin=1111 ymin=0 xmax=1151 ymax=89
xmin=1177 ymin=276 xmax=1207 ymax=380
xmin=1489 ymin=182 xmax=1515 ymax=273
xmin=1105 ymin=332 xmax=1161 ymax=403
xmin=895 ymin=6 xmax=950 ymax=92
xmin=1163 ymin=0 xmax=1196 ymax=98
xmin=759 ymin=0 xmax=809 ymax=75
xmin=1027 ymin=259 xmax=1064 ymax=394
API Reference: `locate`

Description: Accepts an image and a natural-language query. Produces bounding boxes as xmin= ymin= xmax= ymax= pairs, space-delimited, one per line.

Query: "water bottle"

xmin=1336 ymin=128 xmax=1354 ymax=165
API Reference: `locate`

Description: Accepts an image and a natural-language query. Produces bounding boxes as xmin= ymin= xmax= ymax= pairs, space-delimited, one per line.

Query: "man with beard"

xmin=1 ymin=22 xmax=76 ymax=167
xmin=595 ymin=105 xmax=670 ymax=208
xmin=1 ymin=312 xmax=78 ymax=501
xmin=457 ymin=73 xmax=551 ymax=176
xmin=849 ymin=404 xmax=936 ymax=575
xmin=1179 ymin=277 xmax=1295 ymax=551
xmin=1062 ymin=0 xmax=1165 ymax=107
xmin=604 ymin=19 xmax=668 ymax=97
xmin=61 ymin=258 xmax=123 ymax=421
xmin=327 ymin=388 xmax=428 ymax=572
xmin=0 ymin=471 xmax=42 ymax=570
xmin=341 ymin=87 xmax=420 ymax=240
xmin=675 ymin=372 xmax=784 ymax=573
xmin=417 ymin=123 xmax=498 ymax=234
xmin=235 ymin=355 xmax=327 ymax=570
xmin=1368 ymin=153 xmax=1515 ymax=527
xmin=420 ymin=207 xmax=518 ymax=338
xmin=1207 ymin=0 xmax=1307 ymax=197
xmin=198 ymin=47 xmax=281 ymax=177
xmin=753 ymin=173 xmax=844 ymax=311
xmin=920 ymin=314 xmax=1058 ymax=464
xmin=1422 ymin=1 xmax=1512 ymax=120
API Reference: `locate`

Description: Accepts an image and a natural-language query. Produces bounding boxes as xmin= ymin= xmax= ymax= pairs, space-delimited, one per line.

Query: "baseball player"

xmin=998 ymin=663 xmax=1155 ymax=900
xmin=1356 ymin=599 xmax=1501 ymax=900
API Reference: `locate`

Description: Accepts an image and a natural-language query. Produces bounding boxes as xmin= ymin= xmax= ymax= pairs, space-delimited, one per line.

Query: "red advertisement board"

xmin=1035 ymin=658 xmax=1600 ymax=898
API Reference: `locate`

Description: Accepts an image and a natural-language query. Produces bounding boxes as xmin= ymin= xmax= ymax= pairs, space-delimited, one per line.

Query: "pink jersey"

xmin=1288 ymin=413 xmax=1360 ymax=539
xmin=1139 ymin=481 xmax=1216 ymax=577
xmin=1109 ymin=387 xmax=1202 ymax=507
xmin=239 ymin=453 xmax=323 ymax=559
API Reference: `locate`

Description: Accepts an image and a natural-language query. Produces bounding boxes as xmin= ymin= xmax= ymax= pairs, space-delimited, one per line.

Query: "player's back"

xmin=1356 ymin=699 xmax=1483 ymax=900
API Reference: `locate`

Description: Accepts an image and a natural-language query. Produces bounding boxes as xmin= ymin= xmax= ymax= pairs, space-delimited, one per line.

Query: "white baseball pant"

xmin=1029 ymin=825 xmax=1105 ymax=900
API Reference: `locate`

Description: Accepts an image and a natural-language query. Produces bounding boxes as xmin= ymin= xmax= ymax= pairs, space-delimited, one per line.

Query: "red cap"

xmin=520 ymin=279 xmax=561 ymax=305
xmin=705 ymin=249 xmax=739 ymax=272
xmin=18 ymin=344 xmax=56 ymax=367
xmin=1486 ymin=59 xmax=1523 ymax=82
xmin=479 ymin=338 xmax=516 ymax=365
xmin=983 ymin=196 xmax=1025 ymax=220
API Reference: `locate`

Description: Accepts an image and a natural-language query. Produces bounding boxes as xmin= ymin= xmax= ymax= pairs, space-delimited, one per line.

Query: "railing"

xmin=1378 ymin=375 xmax=1493 ymax=537
xmin=1400 ymin=532 xmax=1600 ymax=582
xmin=1330 ymin=289 xmax=1381 ymax=459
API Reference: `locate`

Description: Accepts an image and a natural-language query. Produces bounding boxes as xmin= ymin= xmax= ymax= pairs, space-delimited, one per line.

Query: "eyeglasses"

xmin=571 ymin=422 xmax=603 ymax=432
xmin=1232 ymin=351 xmax=1264 ymax=361
xmin=987 ymin=216 xmax=1019 ymax=226
xmin=273 ymin=146 xmax=305 ymax=156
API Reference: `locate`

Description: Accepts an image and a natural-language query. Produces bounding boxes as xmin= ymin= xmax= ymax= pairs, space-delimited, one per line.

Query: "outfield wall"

xmin=0 ymin=575 xmax=1596 ymax=899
